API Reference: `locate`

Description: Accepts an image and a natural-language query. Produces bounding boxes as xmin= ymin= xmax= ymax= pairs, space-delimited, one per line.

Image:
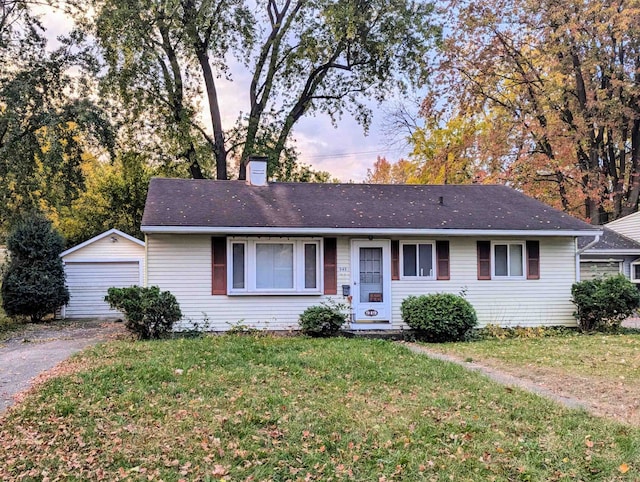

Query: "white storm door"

xmin=351 ymin=239 xmax=391 ymax=324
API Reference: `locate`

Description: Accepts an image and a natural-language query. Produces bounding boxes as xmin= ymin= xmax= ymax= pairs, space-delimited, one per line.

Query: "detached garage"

xmin=60 ymin=229 xmax=145 ymax=319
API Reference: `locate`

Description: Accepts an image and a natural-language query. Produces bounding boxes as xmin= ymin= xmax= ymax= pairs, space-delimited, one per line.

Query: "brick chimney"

xmin=245 ymin=156 xmax=268 ymax=186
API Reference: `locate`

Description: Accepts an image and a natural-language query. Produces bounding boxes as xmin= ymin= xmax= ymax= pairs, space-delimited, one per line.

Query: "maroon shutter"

xmin=211 ymin=237 xmax=227 ymax=295
xmin=436 ymin=240 xmax=450 ymax=280
xmin=391 ymin=240 xmax=400 ymax=280
xmin=526 ymin=240 xmax=540 ymax=279
xmin=324 ymin=238 xmax=337 ymax=294
xmin=477 ymin=241 xmax=491 ymax=280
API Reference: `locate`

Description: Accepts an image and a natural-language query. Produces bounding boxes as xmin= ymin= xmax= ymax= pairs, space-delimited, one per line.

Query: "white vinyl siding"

xmin=146 ymin=234 xmax=348 ymax=331
xmin=606 ymin=212 xmax=640 ymax=242
xmin=147 ymin=234 xmax=578 ymax=331
xmin=62 ymin=235 xmax=144 ymax=261
xmin=391 ymin=237 xmax=578 ymax=328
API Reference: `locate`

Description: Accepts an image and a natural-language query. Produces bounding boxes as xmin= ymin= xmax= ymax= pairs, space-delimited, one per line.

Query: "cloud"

xmin=35 ymin=7 xmax=413 ymax=183
xmin=294 ymin=115 xmax=411 ymax=182
xmin=35 ymin=5 xmax=72 ymax=49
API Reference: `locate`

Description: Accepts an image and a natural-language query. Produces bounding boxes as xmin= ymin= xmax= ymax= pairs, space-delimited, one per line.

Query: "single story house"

xmin=578 ymin=227 xmax=640 ymax=282
xmin=141 ymin=157 xmax=601 ymax=332
xmin=60 ymin=228 xmax=145 ymax=319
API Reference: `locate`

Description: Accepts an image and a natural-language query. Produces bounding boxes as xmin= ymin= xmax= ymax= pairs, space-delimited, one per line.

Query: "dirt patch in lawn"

xmin=411 ymin=344 xmax=640 ymax=426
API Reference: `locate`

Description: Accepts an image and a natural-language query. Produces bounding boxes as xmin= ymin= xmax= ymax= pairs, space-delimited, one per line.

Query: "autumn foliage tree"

xmin=54 ymin=152 xmax=153 ymax=246
xmin=365 ymin=156 xmax=415 ymax=184
xmin=413 ymin=0 xmax=640 ymax=223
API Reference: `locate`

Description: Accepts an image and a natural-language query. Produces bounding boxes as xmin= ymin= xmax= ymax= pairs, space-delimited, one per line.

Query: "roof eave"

xmin=141 ymin=225 xmax=601 ymax=237
xmin=581 ymin=248 xmax=640 ymax=255
xmin=60 ymin=228 xmax=145 ymax=258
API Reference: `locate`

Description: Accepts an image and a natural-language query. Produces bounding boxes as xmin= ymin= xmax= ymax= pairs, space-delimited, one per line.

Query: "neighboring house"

xmin=605 ymin=211 xmax=640 ymax=242
xmin=60 ymin=229 xmax=145 ymax=319
xmin=578 ymin=227 xmax=640 ymax=282
xmin=141 ymin=157 xmax=601 ymax=332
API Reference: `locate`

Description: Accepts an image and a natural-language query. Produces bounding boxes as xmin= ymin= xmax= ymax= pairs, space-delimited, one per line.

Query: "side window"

xmin=400 ymin=242 xmax=435 ymax=279
xmin=477 ymin=240 xmax=539 ymax=280
xmin=493 ymin=243 xmax=524 ymax=278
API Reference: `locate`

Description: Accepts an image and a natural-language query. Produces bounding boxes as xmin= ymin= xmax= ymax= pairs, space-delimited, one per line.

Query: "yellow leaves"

xmin=364 ymin=156 xmax=416 ymax=185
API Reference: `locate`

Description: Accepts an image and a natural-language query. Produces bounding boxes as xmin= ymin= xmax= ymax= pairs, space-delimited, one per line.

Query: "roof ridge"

xmin=150 ymin=177 xmax=513 ymax=188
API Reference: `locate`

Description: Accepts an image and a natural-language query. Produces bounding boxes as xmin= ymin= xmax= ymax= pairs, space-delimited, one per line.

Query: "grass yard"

xmin=423 ymin=332 xmax=640 ymax=426
xmin=425 ymin=332 xmax=640 ymax=380
xmin=1 ymin=336 xmax=639 ymax=481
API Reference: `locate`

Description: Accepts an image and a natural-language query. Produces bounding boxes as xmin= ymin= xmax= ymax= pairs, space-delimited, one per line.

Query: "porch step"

xmin=341 ymin=329 xmax=414 ymax=341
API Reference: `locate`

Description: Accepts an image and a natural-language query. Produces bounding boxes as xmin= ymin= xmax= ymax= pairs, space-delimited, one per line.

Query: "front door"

xmin=351 ymin=239 xmax=392 ymax=328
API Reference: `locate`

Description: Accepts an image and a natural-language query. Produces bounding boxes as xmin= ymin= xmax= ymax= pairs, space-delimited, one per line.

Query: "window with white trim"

xmin=631 ymin=260 xmax=640 ymax=283
xmin=228 ymin=238 xmax=321 ymax=294
xmin=400 ymin=241 xmax=435 ymax=279
xmin=493 ymin=242 xmax=525 ymax=278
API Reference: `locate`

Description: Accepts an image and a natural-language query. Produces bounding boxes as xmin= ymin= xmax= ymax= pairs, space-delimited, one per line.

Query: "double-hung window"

xmin=400 ymin=241 xmax=436 ymax=279
xmin=493 ymin=242 xmax=525 ymax=278
xmin=228 ymin=238 xmax=321 ymax=294
xmin=631 ymin=260 xmax=640 ymax=283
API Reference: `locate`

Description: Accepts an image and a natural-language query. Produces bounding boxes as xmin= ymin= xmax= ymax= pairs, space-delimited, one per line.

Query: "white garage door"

xmin=580 ymin=261 xmax=621 ymax=281
xmin=64 ymin=261 xmax=141 ymax=318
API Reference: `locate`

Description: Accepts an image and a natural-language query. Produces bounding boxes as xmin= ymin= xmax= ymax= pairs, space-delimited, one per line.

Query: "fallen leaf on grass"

xmin=619 ymin=463 xmax=630 ymax=474
xmin=212 ymin=464 xmax=229 ymax=477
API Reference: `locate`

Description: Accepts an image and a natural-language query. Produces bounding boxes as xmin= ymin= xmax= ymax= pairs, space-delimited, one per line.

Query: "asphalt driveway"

xmin=0 ymin=319 xmax=125 ymax=413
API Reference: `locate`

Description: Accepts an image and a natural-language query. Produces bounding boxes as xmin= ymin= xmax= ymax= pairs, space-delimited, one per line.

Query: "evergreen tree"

xmin=1 ymin=214 xmax=69 ymax=322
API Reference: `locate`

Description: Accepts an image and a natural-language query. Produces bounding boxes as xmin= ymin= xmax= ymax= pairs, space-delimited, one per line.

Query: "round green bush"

xmin=400 ymin=293 xmax=477 ymax=342
xmin=105 ymin=286 xmax=182 ymax=339
xmin=571 ymin=274 xmax=640 ymax=332
xmin=299 ymin=302 xmax=348 ymax=337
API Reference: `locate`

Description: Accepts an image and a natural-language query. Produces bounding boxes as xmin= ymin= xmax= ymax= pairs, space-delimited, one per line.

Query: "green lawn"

xmin=425 ymin=332 xmax=640 ymax=381
xmin=1 ymin=336 xmax=638 ymax=481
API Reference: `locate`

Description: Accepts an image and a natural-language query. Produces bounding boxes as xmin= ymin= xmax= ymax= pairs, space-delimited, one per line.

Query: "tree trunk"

xmin=238 ymin=0 xmax=302 ymax=179
xmin=194 ymin=46 xmax=227 ymax=180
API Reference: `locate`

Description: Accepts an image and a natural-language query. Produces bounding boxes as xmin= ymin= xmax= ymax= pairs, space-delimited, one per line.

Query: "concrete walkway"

xmin=0 ymin=320 xmax=124 ymax=413
xmin=404 ymin=343 xmax=591 ymax=411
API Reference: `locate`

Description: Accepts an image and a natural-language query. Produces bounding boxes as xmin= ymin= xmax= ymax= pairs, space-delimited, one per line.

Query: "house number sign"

xmin=364 ymin=309 xmax=379 ymax=317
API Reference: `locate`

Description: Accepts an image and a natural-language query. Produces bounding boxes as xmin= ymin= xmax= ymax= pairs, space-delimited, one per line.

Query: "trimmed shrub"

xmin=401 ymin=293 xmax=477 ymax=342
xmin=105 ymin=286 xmax=182 ymax=339
xmin=299 ymin=301 xmax=348 ymax=337
xmin=1 ymin=214 xmax=69 ymax=322
xmin=571 ymin=274 xmax=640 ymax=332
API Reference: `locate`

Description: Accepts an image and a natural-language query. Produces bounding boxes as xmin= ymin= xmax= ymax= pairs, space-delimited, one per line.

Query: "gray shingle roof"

xmin=141 ymin=178 xmax=599 ymax=233
xmin=578 ymin=227 xmax=640 ymax=251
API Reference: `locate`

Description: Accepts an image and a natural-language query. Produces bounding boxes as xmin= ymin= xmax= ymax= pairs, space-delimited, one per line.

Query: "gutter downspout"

xmin=575 ymin=233 xmax=602 ymax=282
